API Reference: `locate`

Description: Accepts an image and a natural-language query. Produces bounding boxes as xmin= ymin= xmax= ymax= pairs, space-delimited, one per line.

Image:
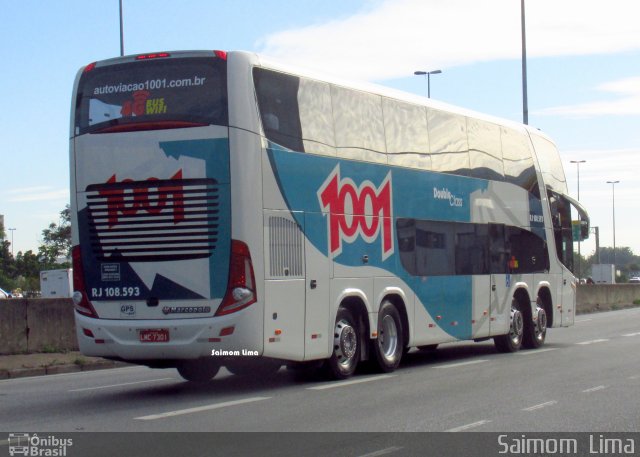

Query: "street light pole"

xmin=414 ymin=70 xmax=442 ymax=98
xmin=521 ymin=0 xmax=528 ymax=125
xmin=571 ymin=160 xmax=586 ymax=277
xmin=606 ymin=180 xmax=620 ymax=269
xmin=8 ymin=228 xmax=15 ymax=256
xmin=119 ymin=0 xmax=125 ymax=56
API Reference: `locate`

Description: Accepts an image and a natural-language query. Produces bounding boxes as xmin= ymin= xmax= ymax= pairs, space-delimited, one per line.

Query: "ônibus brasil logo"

xmin=318 ymin=165 xmax=394 ymax=261
xmin=99 ymin=170 xmax=184 ymax=228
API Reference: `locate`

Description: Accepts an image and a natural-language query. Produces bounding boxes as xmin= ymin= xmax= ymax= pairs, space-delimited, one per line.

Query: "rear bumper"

xmin=75 ymin=310 xmax=263 ymax=361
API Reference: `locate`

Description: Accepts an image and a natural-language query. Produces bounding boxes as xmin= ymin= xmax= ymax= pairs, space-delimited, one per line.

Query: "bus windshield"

xmin=74 ymin=56 xmax=227 ymax=135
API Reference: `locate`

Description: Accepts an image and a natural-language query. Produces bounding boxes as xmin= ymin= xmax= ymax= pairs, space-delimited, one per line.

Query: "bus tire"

xmin=523 ymin=302 xmax=547 ymax=349
xmin=494 ymin=299 xmax=524 ymax=353
xmin=372 ymin=300 xmax=404 ymax=373
xmin=325 ymin=307 xmax=360 ymax=380
xmin=176 ymin=358 xmax=221 ymax=383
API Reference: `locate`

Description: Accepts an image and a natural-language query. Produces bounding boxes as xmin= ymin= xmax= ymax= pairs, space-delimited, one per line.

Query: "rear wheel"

xmin=325 ymin=307 xmax=360 ymax=379
xmin=494 ymin=299 xmax=524 ymax=353
xmin=523 ymin=302 xmax=547 ymax=349
xmin=372 ymin=301 xmax=404 ymax=372
xmin=176 ymin=358 xmax=221 ymax=383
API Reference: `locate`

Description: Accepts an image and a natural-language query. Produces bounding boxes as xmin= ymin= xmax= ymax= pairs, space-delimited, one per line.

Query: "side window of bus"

xmin=467 ymin=118 xmax=505 ymax=182
xmin=548 ymin=190 xmax=574 ymax=271
xmin=397 ymin=219 xmax=548 ymax=276
xmin=428 ymin=109 xmax=471 ymax=176
xmin=501 ymin=127 xmax=540 ymax=198
xmin=331 ymin=85 xmax=386 ymax=157
xmin=253 ymin=68 xmax=304 ymax=152
xmin=506 ymin=226 xmax=550 ymax=273
xmin=382 ymin=98 xmax=431 ymax=169
xmin=297 ymin=77 xmax=336 ymax=155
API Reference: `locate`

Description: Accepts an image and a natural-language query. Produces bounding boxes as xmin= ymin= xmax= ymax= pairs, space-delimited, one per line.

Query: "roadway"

xmin=1 ymin=308 xmax=638 ymax=437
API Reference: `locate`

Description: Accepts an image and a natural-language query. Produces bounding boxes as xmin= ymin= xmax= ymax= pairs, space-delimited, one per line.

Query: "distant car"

xmin=0 ymin=288 xmax=11 ymax=299
xmin=629 ymin=277 xmax=640 ymax=284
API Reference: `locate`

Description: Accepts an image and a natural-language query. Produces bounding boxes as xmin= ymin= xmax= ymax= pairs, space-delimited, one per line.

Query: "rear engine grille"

xmin=85 ymin=176 xmax=219 ymax=262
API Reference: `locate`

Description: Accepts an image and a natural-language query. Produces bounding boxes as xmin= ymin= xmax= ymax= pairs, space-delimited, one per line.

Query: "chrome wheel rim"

xmin=509 ymin=308 xmax=524 ymax=346
xmin=334 ymin=318 xmax=357 ymax=367
xmin=379 ymin=314 xmax=399 ymax=361
xmin=535 ymin=307 xmax=547 ymax=342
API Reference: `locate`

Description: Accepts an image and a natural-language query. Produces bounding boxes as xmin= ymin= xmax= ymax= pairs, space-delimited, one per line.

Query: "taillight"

xmin=135 ymin=52 xmax=170 ymax=60
xmin=214 ymin=50 xmax=227 ymax=60
xmin=215 ymin=240 xmax=257 ymax=316
xmin=83 ymin=62 xmax=97 ymax=73
xmin=72 ymin=246 xmax=98 ymax=318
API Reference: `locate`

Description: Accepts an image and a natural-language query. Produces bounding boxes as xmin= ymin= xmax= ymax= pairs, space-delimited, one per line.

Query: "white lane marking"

xmin=522 ymin=400 xmax=558 ymax=412
xmin=575 ymin=318 xmax=593 ymax=323
xmin=622 ymin=332 xmax=640 ymax=337
xmin=434 ymin=359 xmax=489 ymax=369
xmin=517 ymin=348 xmax=557 ymax=355
xmin=576 ymin=339 xmax=609 ymax=345
xmin=582 ymin=385 xmax=608 ymax=393
xmin=307 ymin=374 xmax=395 ymax=391
xmin=445 ymin=420 xmax=491 ymax=432
xmin=69 ymin=377 xmax=174 ymax=392
xmin=358 ymin=446 xmax=404 ymax=457
xmin=629 ymin=375 xmax=640 ymax=380
xmin=135 ymin=396 xmax=271 ymax=420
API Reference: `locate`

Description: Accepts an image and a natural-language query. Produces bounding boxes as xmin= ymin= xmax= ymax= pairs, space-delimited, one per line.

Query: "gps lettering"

xmin=318 ymin=166 xmax=394 ymax=260
xmin=99 ymin=170 xmax=184 ymax=227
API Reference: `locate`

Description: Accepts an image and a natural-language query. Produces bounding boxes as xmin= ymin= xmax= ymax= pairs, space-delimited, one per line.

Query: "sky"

xmin=1 ymin=0 xmax=639 ymax=260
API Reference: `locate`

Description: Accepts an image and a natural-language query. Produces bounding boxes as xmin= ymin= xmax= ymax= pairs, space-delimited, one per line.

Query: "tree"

xmin=38 ymin=205 xmax=72 ymax=268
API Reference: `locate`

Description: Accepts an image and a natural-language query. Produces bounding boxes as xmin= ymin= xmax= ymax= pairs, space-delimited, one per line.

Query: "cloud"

xmin=5 ymin=187 xmax=70 ymax=203
xmin=258 ymin=0 xmax=640 ymax=81
xmin=535 ymin=77 xmax=640 ymax=118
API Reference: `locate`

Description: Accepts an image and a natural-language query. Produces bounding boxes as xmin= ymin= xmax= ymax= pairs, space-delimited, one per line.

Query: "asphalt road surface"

xmin=1 ymin=308 xmax=638 ymax=439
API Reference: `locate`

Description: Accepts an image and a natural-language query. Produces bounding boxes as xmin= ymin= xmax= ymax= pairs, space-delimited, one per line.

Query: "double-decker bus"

xmin=70 ymin=50 xmax=589 ymax=382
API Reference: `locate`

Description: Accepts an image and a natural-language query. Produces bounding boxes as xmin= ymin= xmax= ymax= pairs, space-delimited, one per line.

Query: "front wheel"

xmin=371 ymin=301 xmax=404 ymax=372
xmin=325 ymin=308 xmax=360 ymax=379
xmin=494 ymin=299 xmax=524 ymax=353
xmin=177 ymin=358 xmax=221 ymax=383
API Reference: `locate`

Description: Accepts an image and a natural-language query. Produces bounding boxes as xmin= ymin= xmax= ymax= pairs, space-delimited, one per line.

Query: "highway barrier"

xmin=1 ymin=285 xmax=639 ymax=355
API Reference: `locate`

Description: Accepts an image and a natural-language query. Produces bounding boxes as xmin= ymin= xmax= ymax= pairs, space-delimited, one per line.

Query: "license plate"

xmin=139 ymin=329 xmax=170 ymax=343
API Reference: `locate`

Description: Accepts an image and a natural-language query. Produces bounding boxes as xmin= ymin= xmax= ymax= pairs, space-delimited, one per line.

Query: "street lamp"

xmin=571 ymin=160 xmax=585 ymax=277
xmin=521 ymin=0 xmax=528 ymax=125
xmin=414 ymin=69 xmax=442 ymax=98
xmin=606 ymin=180 xmax=619 ymax=268
xmin=8 ymin=228 xmax=16 ymax=256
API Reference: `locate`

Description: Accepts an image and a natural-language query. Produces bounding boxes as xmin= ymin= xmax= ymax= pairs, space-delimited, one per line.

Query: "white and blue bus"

xmin=70 ymin=50 xmax=589 ymax=381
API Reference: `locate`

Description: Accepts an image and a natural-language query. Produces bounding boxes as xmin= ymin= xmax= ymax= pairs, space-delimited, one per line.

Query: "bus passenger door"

xmin=304 ymin=212 xmax=331 ymax=360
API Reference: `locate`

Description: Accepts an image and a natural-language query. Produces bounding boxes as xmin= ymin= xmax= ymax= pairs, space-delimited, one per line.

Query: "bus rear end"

xmin=70 ymin=51 xmax=262 ymax=378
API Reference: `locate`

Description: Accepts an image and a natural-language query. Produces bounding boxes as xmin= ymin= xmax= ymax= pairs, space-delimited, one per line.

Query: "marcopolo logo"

xmin=318 ymin=165 xmax=394 ymax=260
xmin=8 ymin=433 xmax=73 ymax=456
xmin=433 ymin=186 xmax=463 ymax=207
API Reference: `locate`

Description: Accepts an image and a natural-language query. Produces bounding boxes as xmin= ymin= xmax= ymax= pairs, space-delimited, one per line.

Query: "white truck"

xmin=40 ymin=269 xmax=73 ymax=298
xmin=591 ymin=264 xmax=616 ymax=284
